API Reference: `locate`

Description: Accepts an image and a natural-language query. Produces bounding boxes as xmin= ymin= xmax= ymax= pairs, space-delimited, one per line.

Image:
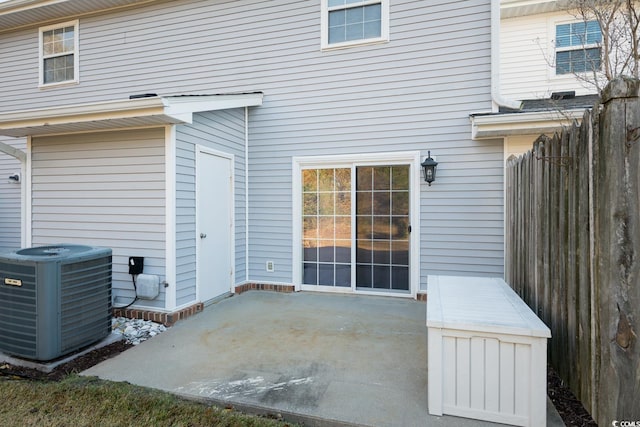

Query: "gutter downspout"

xmin=244 ymin=106 xmax=250 ymax=285
xmin=490 ymin=0 xmax=520 ymax=283
xmin=491 ymin=0 xmax=522 ymax=111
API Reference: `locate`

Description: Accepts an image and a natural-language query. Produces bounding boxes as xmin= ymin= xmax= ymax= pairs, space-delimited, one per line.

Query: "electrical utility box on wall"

xmin=0 ymin=244 xmax=112 ymax=361
xmin=128 ymin=256 xmax=144 ymax=275
xmin=136 ymin=274 xmax=160 ymax=300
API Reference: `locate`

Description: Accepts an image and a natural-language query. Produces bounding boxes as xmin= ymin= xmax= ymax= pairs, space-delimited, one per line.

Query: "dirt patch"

xmin=0 ymin=341 xmax=132 ymax=381
xmin=547 ymin=366 xmax=598 ymax=426
xmin=1 ymin=342 xmax=597 ymax=426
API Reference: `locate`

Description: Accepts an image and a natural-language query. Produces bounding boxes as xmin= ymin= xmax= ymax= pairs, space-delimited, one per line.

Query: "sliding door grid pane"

xmin=302 ymin=168 xmax=351 ymax=287
xmin=356 ymin=165 xmax=409 ymax=291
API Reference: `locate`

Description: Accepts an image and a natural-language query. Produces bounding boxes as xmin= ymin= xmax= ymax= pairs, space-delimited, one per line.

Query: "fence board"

xmin=576 ymin=110 xmax=592 ymax=405
xmin=533 ymin=137 xmax=545 ymax=319
xmin=565 ymin=121 xmax=578 ymax=395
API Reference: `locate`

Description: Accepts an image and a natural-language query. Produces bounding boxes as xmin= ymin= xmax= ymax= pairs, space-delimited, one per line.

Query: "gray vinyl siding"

xmin=175 ymin=138 xmax=197 ymax=306
xmin=31 ymin=128 xmax=167 ymax=308
xmin=1 ymin=0 xmax=502 ymax=285
xmin=0 ymin=136 xmax=25 ymax=252
xmin=175 ymin=109 xmax=246 ymax=306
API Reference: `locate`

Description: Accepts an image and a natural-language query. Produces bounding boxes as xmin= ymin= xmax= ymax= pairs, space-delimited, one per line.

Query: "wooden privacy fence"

xmin=505 ymin=77 xmax=640 ymax=426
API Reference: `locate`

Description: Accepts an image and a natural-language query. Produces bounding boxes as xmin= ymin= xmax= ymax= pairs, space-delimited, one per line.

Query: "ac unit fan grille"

xmin=60 ymin=257 xmax=112 ymax=353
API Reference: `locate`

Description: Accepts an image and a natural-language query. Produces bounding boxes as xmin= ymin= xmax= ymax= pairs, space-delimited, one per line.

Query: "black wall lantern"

xmin=421 ymin=151 xmax=438 ymax=186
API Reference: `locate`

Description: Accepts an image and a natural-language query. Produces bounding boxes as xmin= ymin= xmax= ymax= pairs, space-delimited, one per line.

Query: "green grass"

xmin=0 ymin=375 xmax=293 ymax=427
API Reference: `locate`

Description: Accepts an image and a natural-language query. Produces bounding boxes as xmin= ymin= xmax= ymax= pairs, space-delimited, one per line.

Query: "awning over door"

xmin=469 ymin=108 xmax=586 ymax=139
xmin=0 ymin=93 xmax=263 ymax=138
xmin=470 ymin=94 xmax=598 ymax=140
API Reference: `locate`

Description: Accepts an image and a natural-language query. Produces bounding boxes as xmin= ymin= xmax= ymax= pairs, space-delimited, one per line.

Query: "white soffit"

xmin=470 ymin=108 xmax=586 ymax=139
xmin=501 ymin=0 xmax=561 ymax=19
xmin=0 ymin=93 xmax=264 ymax=137
xmin=0 ymin=0 xmax=157 ymax=32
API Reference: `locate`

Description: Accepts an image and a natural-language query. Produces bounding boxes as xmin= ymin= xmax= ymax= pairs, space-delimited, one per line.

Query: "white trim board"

xmin=165 ymin=125 xmax=177 ymax=311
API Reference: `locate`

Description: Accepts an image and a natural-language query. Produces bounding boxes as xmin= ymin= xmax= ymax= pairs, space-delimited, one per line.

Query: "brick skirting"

xmin=112 ymin=302 xmax=204 ymax=326
xmin=236 ymin=283 xmax=426 ymax=302
xmin=235 ymin=283 xmax=295 ymax=294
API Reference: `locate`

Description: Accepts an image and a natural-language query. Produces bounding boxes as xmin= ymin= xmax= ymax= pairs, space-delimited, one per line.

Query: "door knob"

xmin=200 ymin=233 xmax=207 ymax=239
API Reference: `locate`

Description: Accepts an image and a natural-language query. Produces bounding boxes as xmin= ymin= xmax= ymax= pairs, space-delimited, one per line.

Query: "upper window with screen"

xmin=555 ymin=21 xmax=601 ymax=75
xmin=39 ymin=20 xmax=79 ymax=87
xmin=322 ymin=0 xmax=389 ymax=49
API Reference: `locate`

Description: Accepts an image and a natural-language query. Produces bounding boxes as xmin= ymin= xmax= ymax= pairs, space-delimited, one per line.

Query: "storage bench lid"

xmin=426 ymin=275 xmax=551 ymax=338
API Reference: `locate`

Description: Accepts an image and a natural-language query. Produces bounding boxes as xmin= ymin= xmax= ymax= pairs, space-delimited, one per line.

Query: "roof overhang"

xmin=501 ymin=0 xmax=561 ymax=19
xmin=0 ymin=0 xmax=157 ymax=32
xmin=470 ymin=107 xmax=587 ymax=139
xmin=0 ymin=93 xmax=264 ymax=138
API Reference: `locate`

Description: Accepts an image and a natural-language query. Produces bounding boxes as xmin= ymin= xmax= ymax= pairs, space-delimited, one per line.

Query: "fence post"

xmin=592 ymin=76 xmax=640 ymax=425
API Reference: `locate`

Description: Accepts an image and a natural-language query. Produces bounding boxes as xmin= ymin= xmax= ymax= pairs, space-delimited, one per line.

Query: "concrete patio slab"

xmin=82 ymin=291 xmax=564 ymax=427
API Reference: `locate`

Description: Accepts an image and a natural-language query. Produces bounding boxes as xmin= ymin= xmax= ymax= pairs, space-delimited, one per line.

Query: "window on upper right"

xmin=555 ymin=20 xmax=602 ymax=75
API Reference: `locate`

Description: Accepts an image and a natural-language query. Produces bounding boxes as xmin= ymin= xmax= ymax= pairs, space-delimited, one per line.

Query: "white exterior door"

xmin=197 ymin=148 xmax=233 ymax=302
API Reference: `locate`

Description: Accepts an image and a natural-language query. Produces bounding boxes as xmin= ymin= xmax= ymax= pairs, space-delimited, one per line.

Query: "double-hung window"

xmin=555 ymin=20 xmax=601 ymax=75
xmin=322 ymin=0 xmax=389 ymax=49
xmin=39 ymin=20 xmax=79 ymax=87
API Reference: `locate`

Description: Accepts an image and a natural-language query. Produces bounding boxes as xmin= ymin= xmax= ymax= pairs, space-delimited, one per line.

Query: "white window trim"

xmin=320 ymin=0 xmax=390 ymax=51
xmin=548 ymin=16 xmax=601 ymax=78
xmin=292 ymin=151 xmax=421 ymax=298
xmin=38 ymin=20 xmax=80 ymax=88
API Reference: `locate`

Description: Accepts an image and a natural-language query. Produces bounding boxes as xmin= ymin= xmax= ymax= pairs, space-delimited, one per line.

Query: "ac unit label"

xmin=4 ymin=278 xmax=22 ymax=287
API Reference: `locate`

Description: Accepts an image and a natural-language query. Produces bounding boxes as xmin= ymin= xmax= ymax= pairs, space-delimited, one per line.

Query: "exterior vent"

xmin=551 ymin=91 xmax=576 ymax=100
xmin=129 ymin=93 xmax=158 ymax=99
xmin=0 ymin=244 xmax=112 ymax=361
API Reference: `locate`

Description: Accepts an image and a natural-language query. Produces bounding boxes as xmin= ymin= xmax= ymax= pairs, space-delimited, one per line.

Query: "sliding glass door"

xmin=301 ymin=164 xmax=410 ymax=293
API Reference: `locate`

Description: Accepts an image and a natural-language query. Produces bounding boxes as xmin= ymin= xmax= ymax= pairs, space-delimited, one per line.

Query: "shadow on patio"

xmin=82 ymin=291 xmax=562 ymax=427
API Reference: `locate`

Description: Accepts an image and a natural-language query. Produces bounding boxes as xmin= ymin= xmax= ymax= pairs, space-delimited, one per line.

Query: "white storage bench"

xmin=426 ymin=275 xmax=551 ymax=427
